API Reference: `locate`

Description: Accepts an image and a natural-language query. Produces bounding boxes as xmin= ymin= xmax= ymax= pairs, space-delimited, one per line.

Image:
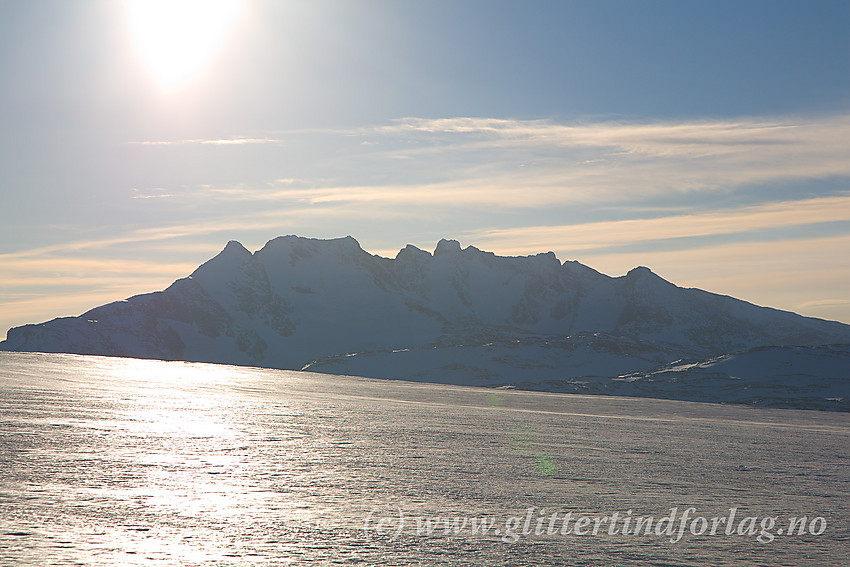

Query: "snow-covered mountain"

xmin=3 ymin=235 xmax=849 ymax=409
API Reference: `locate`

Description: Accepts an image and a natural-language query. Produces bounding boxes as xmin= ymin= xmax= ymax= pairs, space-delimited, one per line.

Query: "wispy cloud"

xmin=0 ymin=204 xmax=371 ymax=263
xmin=371 ymin=113 xmax=850 ymax=199
xmin=131 ymin=193 xmax=175 ymax=199
xmin=0 ymin=256 xmax=196 ymax=332
xmin=0 ymin=257 xmax=194 ymax=285
xmin=130 ymin=187 xmax=174 ymax=199
xmin=796 ymin=298 xmax=850 ymax=310
xmin=129 ymin=137 xmax=283 ymax=146
xmin=380 ymin=115 xmax=849 ymax=160
xmin=178 ymin=113 xmax=850 ymax=210
xmin=0 ymin=285 xmax=174 ymax=329
xmin=467 ymin=193 xmax=850 ymax=254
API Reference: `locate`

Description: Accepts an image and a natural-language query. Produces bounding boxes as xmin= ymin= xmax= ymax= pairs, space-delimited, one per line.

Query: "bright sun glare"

xmin=124 ymin=0 xmax=244 ymax=91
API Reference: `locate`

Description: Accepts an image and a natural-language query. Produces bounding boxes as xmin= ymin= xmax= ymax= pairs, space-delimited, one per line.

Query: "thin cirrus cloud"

xmin=0 ymin=257 xmax=194 ymax=286
xmin=467 ymin=193 xmax=850 ymax=255
xmin=10 ymin=192 xmax=847 ymax=267
xmin=0 ymin=254 xmax=196 ymax=327
xmin=379 ymin=114 xmax=850 ymax=159
xmin=129 ymin=137 xmax=283 ymax=146
xmin=0 ymin=286 xmax=173 ymax=327
xmin=175 ymin=113 xmax=850 ymax=209
xmin=0 ymin=204 xmax=368 ymax=273
xmin=373 ymin=113 xmax=850 ymax=193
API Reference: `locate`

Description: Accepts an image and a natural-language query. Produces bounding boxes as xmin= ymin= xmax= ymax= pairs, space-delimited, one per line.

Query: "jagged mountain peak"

xmin=252 ymin=234 xmax=369 ymax=266
xmin=224 ymin=239 xmax=250 ymax=253
xmin=434 ymin=238 xmax=462 ymax=256
xmin=258 ymin=234 xmax=362 ymax=252
xmin=2 ymin=234 xmax=849 ymax=410
xmin=210 ymin=239 xmax=251 ymax=261
xmin=190 ymin=239 xmax=252 ymax=280
xmin=395 ymin=244 xmax=431 ymax=261
xmin=620 ymin=265 xmax=677 ymax=290
xmin=623 ymin=265 xmax=670 ymax=281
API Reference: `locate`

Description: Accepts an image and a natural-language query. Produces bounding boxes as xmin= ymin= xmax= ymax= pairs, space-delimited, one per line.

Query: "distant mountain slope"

xmin=3 ymin=236 xmax=849 ymax=409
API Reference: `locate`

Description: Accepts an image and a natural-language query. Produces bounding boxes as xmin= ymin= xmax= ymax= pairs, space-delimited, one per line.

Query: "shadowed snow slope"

xmin=2 ymin=236 xmax=849 ymax=409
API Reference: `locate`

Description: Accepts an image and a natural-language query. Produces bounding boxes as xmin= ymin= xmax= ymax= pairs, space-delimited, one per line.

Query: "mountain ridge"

xmin=2 ymin=235 xmax=849 ymax=410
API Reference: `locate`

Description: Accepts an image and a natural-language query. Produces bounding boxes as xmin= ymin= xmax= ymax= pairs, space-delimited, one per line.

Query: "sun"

xmin=124 ymin=0 xmax=244 ymax=91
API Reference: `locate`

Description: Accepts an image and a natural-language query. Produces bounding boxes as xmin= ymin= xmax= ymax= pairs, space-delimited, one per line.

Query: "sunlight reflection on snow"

xmin=2 ymin=352 xmax=848 ymax=566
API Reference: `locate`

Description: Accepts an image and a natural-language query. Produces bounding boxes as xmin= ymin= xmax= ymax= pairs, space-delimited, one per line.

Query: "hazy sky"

xmin=1 ymin=0 xmax=849 ymax=336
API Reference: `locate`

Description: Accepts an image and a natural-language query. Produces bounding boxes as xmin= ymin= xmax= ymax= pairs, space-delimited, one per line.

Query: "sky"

xmin=1 ymin=0 xmax=849 ymax=337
